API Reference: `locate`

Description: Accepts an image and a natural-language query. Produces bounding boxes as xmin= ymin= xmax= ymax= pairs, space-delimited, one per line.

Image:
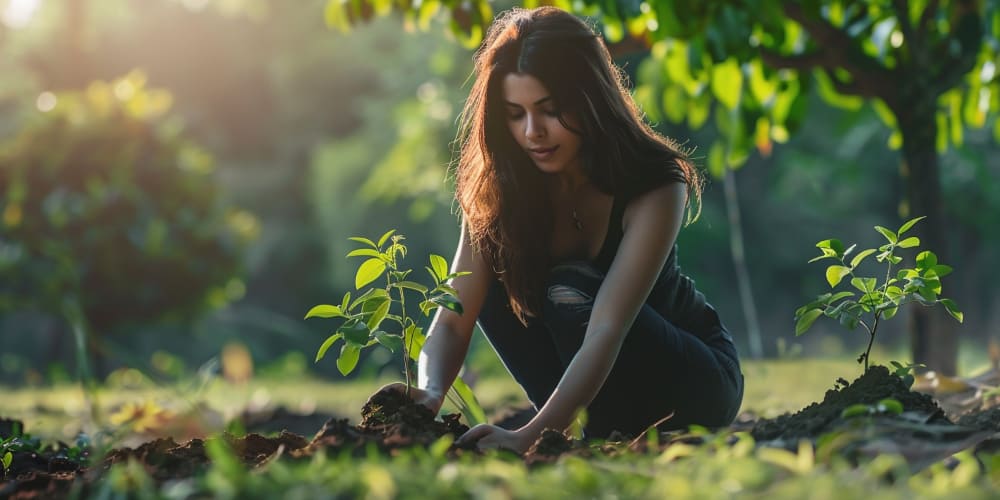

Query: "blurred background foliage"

xmin=0 ymin=0 xmax=998 ymax=389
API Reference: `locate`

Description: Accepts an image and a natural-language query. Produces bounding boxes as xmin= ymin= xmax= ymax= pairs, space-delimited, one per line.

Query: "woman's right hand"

xmin=369 ymin=382 xmax=445 ymax=415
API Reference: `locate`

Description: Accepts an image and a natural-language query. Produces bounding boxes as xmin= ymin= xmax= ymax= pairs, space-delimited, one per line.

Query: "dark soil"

xmin=5 ymin=369 xmax=998 ymax=497
xmin=957 ymin=407 xmax=1000 ymax=432
xmin=751 ymin=365 xmax=949 ymax=442
xmin=0 ymin=391 xmax=474 ymax=499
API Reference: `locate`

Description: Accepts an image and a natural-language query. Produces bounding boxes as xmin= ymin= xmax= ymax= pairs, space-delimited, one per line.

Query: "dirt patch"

xmin=357 ymin=388 xmax=469 ymax=448
xmin=1 ymin=390 xmax=480 ymax=497
xmin=751 ymin=365 xmax=949 ymax=442
xmin=957 ymin=407 xmax=1000 ymax=432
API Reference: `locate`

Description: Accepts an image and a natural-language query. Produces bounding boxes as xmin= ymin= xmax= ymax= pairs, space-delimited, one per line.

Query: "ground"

xmin=2 ymin=357 xmax=1000 ymax=498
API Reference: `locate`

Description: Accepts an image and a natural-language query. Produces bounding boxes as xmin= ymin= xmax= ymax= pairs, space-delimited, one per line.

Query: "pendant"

xmin=572 ymin=210 xmax=583 ymax=231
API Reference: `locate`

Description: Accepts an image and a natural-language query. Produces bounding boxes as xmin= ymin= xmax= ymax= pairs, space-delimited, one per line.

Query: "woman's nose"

xmin=525 ymin=114 xmax=545 ymax=139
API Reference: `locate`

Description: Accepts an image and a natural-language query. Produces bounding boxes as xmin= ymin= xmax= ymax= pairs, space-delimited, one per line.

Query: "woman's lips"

xmin=528 ymin=145 xmax=558 ymax=161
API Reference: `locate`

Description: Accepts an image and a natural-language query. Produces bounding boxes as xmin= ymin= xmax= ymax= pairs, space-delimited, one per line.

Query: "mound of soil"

xmin=358 ymin=389 xmax=469 ymax=446
xmin=751 ymin=365 xmax=949 ymax=442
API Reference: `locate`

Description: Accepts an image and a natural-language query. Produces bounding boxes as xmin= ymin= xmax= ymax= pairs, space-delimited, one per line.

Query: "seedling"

xmin=795 ymin=216 xmax=963 ymax=372
xmin=306 ymin=229 xmax=485 ymax=425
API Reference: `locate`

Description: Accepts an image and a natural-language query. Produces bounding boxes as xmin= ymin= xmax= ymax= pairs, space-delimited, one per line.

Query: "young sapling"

xmin=794 ymin=216 xmax=963 ymax=372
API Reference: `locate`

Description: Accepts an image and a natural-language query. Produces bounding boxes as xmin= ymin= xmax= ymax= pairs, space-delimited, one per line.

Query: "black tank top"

xmin=590 ymin=194 xmax=717 ymax=335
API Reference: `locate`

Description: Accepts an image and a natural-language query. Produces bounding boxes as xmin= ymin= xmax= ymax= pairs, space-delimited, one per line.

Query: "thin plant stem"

xmin=864 ymin=313 xmax=881 ymax=372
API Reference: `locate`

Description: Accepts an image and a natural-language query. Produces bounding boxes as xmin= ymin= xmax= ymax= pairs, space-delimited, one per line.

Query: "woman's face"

xmin=502 ymin=73 xmax=583 ymax=176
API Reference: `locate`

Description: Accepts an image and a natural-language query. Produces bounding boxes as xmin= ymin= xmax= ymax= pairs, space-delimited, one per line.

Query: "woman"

xmin=377 ymin=6 xmax=743 ymax=453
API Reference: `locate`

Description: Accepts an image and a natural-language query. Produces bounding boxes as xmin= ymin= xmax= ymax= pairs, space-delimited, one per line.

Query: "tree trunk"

xmin=898 ymin=107 xmax=958 ymax=375
xmin=723 ymin=168 xmax=764 ymax=359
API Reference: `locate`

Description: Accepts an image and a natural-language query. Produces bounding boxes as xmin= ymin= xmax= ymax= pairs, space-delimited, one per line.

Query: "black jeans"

xmin=478 ymin=261 xmax=744 ymax=439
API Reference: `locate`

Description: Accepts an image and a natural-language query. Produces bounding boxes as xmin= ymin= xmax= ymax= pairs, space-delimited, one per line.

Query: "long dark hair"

xmin=455 ymin=6 xmax=703 ymax=323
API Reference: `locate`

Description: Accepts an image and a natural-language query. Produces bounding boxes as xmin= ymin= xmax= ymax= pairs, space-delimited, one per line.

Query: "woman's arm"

xmin=416 ymin=220 xmax=494 ymax=407
xmin=519 ymin=182 xmax=688 ymax=438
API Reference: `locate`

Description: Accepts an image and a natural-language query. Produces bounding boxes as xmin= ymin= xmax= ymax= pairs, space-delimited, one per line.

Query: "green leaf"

xmin=2 ymin=451 xmax=11 ymax=469
xmin=850 ymin=249 xmax=877 ymax=268
xmin=710 ymin=58 xmax=743 ymax=110
xmin=429 ymin=254 xmax=449 ymax=283
xmin=897 ymin=216 xmax=925 ymax=236
xmin=897 ymin=237 xmax=920 ymax=248
xmin=882 ymin=306 xmax=898 ymax=320
xmin=340 ymin=321 xmax=371 ymax=345
xmin=450 ymin=377 xmax=487 ymax=426
xmin=419 ymin=299 xmax=437 ymax=316
xmin=795 ymin=308 xmax=823 ymax=336
xmin=324 ymin=0 xmax=350 ymax=31
xmin=341 ymin=292 xmax=351 ymax=312
xmin=304 ymin=304 xmax=346 ymax=319
xmin=931 ymin=265 xmax=953 ymax=278
xmin=315 ymin=333 xmax=343 ymax=362
xmin=404 ymin=323 xmax=426 ymax=357
xmin=376 ymin=229 xmax=396 ymax=249
xmin=940 ymin=298 xmax=964 ymax=323
xmin=826 ymin=265 xmax=851 ymax=288
xmin=841 ymin=404 xmax=871 ymax=419
xmin=431 ymin=294 xmax=464 ymax=315
xmin=433 ymin=284 xmax=460 ymax=297
xmin=916 ymin=251 xmax=938 ymax=269
xmin=816 ymin=239 xmax=845 ymax=255
xmin=874 ymin=226 xmax=897 ymax=243
xmin=825 ymin=299 xmax=854 ymax=318
xmin=707 ymin=141 xmax=726 ymax=178
xmin=350 ymin=288 xmax=389 ymax=311
xmin=877 ymin=399 xmax=904 ymax=415
xmin=366 ymin=300 xmax=391 ymax=331
xmin=374 ymin=331 xmax=403 ymax=353
xmin=839 ymin=312 xmax=860 ymax=330
xmin=336 ymin=343 xmax=361 ymax=376
xmin=346 ymin=248 xmax=383 ymax=259
xmin=850 ymin=277 xmax=877 ymax=293
xmin=394 ymin=281 xmax=429 ymax=294
xmin=808 ymin=253 xmax=837 ymax=264
xmin=348 ymin=236 xmax=378 ymax=249
xmin=355 ymin=258 xmax=387 ymax=289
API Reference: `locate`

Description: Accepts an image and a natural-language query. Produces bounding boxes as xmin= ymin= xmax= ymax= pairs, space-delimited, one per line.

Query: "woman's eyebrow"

xmin=504 ymin=96 xmax=553 ymax=107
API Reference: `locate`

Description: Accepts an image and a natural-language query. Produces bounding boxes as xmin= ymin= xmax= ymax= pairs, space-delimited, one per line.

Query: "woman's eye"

xmin=543 ymin=109 xmax=560 ymax=117
xmin=507 ymin=112 xmax=524 ymax=120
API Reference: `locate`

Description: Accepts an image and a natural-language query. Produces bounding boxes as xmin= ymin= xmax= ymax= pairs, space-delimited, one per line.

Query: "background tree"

xmin=0 ymin=72 xmax=254 ymax=377
xmin=329 ymin=0 xmax=1000 ymax=374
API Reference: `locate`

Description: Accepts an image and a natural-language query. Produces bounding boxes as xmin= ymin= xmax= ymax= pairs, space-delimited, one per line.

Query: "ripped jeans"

xmin=477 ymin=261 xmax=744 ymax=439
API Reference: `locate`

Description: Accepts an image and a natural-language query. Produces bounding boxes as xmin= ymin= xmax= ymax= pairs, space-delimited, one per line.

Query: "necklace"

xmin=571 ymin=209 xmax=583 ymax=231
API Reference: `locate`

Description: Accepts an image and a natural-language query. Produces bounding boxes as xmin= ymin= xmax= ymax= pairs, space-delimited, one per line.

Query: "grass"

xmin=1 ymin=357 xmax=861 ymax=442
xmin=4 ymin=356 xmax=1000 ymax=498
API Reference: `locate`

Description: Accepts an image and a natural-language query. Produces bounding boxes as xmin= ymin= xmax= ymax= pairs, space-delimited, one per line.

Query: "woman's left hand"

xmin=455 ymin=424 xmax=537 ymax=455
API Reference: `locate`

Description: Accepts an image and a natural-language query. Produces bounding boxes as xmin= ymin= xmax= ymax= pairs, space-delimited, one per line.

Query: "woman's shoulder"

xmin=620 ymin=181 xmax=687 ymax=225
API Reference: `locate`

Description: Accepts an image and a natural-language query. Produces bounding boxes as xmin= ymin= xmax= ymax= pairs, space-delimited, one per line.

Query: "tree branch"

xmin=606 ymin=33 xmax=651 ymax=60
xmin=759 ymin=49 xmax=828 ymax=71
xmin=927 ymin=1 xmax=982 ymax=97
xmin=822 ymin=67 xmax=874 ymax=97
xmin=781 ymin=2 xmax=894 ymax=101
xmin=916 ymin=0 xmax=940 ymax=40
xmin=891 ymin=0 xmax=915 ymax=45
